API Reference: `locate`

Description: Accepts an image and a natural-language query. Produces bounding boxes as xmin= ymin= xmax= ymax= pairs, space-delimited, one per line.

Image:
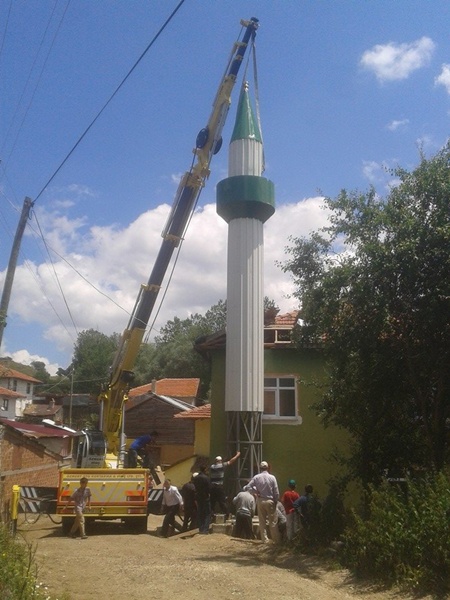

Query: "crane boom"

xmin=98 ymin=17 xmax=259 ymax=458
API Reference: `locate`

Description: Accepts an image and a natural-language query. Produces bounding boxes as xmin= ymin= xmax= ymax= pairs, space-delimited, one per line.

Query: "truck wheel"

xmin=61 ymin=517 xmax=75 ymax=535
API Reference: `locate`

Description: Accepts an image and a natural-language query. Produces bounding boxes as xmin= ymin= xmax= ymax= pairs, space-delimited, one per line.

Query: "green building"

xmin=195 ymin=310 xmax=350 ymax=499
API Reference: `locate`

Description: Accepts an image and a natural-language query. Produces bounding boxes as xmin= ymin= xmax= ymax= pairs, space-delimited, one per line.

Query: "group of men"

xmin=231 ymin=466 xmax=316 ymax=543
xmin=160 ymin=452 xmax=316 ymax=543
xmin=159 ymin=451 xmax=241 ymax=537
xmin=64 ymin=459 xmax=315 ymax=543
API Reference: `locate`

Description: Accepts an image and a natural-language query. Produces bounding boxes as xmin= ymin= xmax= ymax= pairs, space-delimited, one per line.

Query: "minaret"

xmin=216 ymin=83 xmax=275 ymax=488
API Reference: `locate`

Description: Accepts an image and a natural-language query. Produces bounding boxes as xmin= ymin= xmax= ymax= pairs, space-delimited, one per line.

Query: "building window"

xmin=263 ymin=376 xmax=297 ymax=419
xmin=26 ymin=382 xmax=31 ymax=394
xmin=1 ymin=398 xmax=8 ymax=411
xmin=12 ymin=379 xmax=18 ymax=392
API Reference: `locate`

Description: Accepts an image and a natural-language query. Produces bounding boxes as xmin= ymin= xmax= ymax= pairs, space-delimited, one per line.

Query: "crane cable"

xmin=143 ymin=33 xmax=260 ymax=343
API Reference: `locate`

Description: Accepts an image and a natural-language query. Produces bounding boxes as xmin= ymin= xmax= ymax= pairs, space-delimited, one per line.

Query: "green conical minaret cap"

xmin=230 ymin=82 xmax=262 ymax=143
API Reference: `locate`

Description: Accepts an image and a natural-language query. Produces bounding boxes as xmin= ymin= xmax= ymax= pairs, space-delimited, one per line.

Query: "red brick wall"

xmin=0 ymin=425 xmax=60 ymax=522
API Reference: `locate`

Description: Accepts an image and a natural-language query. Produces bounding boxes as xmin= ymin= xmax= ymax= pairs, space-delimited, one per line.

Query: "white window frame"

xmin=263 ymin=374 xmax=301 ymax=423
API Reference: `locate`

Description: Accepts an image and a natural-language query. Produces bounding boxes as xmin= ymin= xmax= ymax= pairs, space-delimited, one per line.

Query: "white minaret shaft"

xmin=217 ymin=83 xmax=275 ymax=413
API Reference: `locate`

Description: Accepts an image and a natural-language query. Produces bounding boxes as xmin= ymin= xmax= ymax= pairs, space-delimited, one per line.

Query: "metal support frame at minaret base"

xmin=227 ymin=410 xmax=263 ymax=493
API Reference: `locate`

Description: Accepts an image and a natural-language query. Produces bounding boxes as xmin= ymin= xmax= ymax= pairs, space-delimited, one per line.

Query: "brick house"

xmin=0 ymin=419 xmax=65 ymax=521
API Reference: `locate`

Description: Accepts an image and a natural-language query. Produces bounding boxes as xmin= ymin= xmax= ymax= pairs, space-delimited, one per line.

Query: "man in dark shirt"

xmin=127 ymin=432 xmax=157 ymax=467
xmin=181 ymin=474 xmax=197 ymax=531
xmin=193 ymin=466 xmax=211 ymax=534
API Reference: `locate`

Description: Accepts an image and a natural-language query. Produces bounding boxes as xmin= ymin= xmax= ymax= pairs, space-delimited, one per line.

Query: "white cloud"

xmin=386 ymin=119 xmax=409 ymax=131
xmin=1 ymin=198 xmax=330 ymax=369
xmin=362 ymin=160 xmax=385 ymax=183
xmin=360 ymin=37 xmax=435 ymax=82
xmin=435 ymin=64 xmax=450 ymax=94
xmin=8 ymin=348 xmax=59 ymax=377
xmin=362 ymin=160 xmax=399 ymax=191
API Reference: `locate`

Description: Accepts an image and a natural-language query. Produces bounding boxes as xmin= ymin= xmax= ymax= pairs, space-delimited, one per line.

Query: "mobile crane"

xmin=57 ymin=17 xmax=259 ymax=534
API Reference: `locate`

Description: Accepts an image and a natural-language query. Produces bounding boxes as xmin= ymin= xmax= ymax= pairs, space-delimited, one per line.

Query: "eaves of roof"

xmin=0 ymin=386 xmax=26 ymax=399
xmin=0 ymin=417 xmax=73 ymax=438
xmin=125 ymin=392 xmax=193 ymax=413
xmin=129 ymin=378 xmax=200 ymax=399
xmin=0 ymin=367 xmax=42 ymax=383
xmin=174 ymin=404 xmax=211 ymax=420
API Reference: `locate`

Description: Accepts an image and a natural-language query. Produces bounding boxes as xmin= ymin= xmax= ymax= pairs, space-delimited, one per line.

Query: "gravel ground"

xmin=18 ymin=514 xmax=433 ymax=600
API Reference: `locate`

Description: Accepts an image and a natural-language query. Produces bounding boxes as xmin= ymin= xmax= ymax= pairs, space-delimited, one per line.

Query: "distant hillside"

xmin=0 ymin=357 xmax=37 ymax=378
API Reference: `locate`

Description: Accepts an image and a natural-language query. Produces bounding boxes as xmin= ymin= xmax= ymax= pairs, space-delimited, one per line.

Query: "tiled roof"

xmin=23 ymin=404 xmax=62 ymax=417
xmin=273 ymin=310 xmax=301 ymax=328
xmin=0 ymin=386 xmax=26 ymax=399
xmin=0 ymin=367 xmax=42 ymax=383
xmin=129 ymin=378 xmax=200 ymax=399
xmin=124 ymin=393 xmax=193 ymax=414
xmin=174 ymin=403 xmax=211 ymax=420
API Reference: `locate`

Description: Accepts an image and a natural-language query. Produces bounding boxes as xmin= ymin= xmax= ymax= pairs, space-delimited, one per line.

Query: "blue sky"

xmin=1 ymin=0 xmax=449 ymax=374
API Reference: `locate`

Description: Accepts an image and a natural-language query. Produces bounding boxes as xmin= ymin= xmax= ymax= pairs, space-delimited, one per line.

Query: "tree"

xmin=133 ymin=298 xmax=279 ymax=398
xmin=30 ymin=360 xmax=50 ymax=384
xmin=72 ymin=329 xmax=118 ymax=394
xmin=134 ymin=304 xmax=225 ymax=398
xmin=283 ymin=144 xmax=450 ymax=486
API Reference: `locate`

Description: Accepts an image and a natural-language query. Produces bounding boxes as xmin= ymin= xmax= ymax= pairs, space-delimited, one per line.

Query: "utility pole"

xmin=0 ymin=197 xmax=34 ymax=348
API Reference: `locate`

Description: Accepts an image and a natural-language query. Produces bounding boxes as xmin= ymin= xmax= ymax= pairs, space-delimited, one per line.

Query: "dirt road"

xmin=19 ymin=515 xmax=430 ymax=600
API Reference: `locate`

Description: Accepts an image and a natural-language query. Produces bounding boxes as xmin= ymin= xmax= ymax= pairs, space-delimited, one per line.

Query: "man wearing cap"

xmin=281 ymin=479 xmax=300 ymax=540
xmin=243 ymin=461 xmax=280 ymax=543
xmin=209 ymin=451 xmax=240 ymax=519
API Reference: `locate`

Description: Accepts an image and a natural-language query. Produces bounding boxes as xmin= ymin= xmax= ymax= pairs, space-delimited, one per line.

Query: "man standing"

xmin=244 ymin=461 xmax=280 ymax=543
xmin=65 ymin=477 xmax=91 ymax=539
xmin=293 ymin=484 xmax=318 ymax=530
xmin=281 ymin=479 xmax=300 ymax=540
xmin=232 ymin=488 xmax=256 ymax=539
xmin=193 ymin=466 xmax=211 ymax=534
xmin=209 ymin=451 xmax=240 ymax=518
xmin=160 ymin=479 xmax=183 ymax=537
xmin=180 ymin=473 xmax=197 ymax=532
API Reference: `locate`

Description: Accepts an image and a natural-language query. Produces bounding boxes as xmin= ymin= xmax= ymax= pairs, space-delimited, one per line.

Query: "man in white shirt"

xmin=243 ymin=461 xmax=280 ymax=543
xmin=160 ymin=479 xmax=183 ymax=537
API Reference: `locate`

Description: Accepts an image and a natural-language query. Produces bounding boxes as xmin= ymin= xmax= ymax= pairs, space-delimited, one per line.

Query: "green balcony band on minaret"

xmin=217 ymin=83 xmax=275 ymax=223
xmin=217 ymin=175 xmax=275 ymax=223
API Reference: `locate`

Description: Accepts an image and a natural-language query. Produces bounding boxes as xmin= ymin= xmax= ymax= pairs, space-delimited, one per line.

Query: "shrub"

xmin=293 ymin=484 xmax=348 ymax=552
xmin=0 ymin=524 xmax=49 ymax=599
xmin=341 ymin=473 xmax=450 ymax=594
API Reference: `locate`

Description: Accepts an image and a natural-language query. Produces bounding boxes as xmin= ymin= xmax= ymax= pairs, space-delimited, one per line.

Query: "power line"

xmin=0 ymin=0 xmax=71 ymax=168
xmin=34 ymin=0 xmax=186 ymax=203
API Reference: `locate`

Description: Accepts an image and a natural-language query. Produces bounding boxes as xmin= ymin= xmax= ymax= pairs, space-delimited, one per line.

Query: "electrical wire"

xmin=1 ymin=0 xmax=71 ymax=169
xmin=0 ymin=0 xmax=12 ymax=68
xmin=32 ymin=210 xmax=79 ymax=337
xmin=33 ymin=0 xmax=186 ymax=204
xmin=1 ymin=0 xmax=187 ymax=353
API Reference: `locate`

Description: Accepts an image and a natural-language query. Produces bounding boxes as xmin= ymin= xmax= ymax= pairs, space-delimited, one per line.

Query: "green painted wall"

xmin=209 ymin=346 xmax=350 ymax=500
